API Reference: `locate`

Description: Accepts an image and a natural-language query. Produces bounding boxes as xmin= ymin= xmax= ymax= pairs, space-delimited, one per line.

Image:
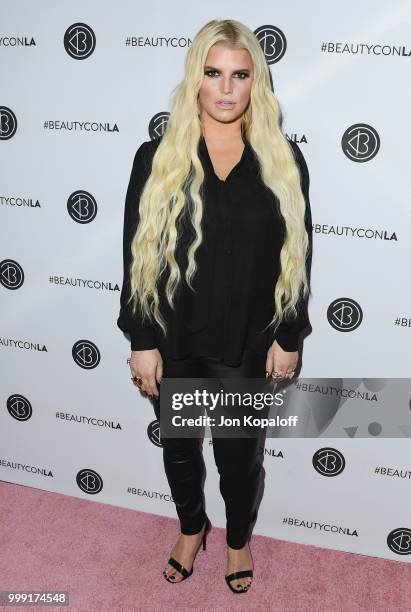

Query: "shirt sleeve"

xmin=273 ymin=140 xmax=313 ymax=352
xmin=116 ymin=141 xmax=158 ymax=351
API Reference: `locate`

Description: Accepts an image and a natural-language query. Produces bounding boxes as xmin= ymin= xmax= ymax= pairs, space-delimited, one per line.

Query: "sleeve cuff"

xmin=273 ymin=330 xmax=300 ymax=352
xmin=117 ymin=314 xmax=158 ymax=351
xmin=129 ymin=327 xmax=158 ymax=351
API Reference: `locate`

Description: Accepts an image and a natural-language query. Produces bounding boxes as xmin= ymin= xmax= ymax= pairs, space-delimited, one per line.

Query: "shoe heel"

xmin=202 ymin=517 xmax=211 ymax=551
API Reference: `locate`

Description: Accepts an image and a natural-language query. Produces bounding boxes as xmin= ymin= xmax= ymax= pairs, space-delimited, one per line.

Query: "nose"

xmin=220 ymin=75 xmax=233 ymax=95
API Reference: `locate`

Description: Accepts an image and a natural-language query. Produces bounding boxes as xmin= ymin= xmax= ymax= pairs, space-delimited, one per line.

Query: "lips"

xmin=216 ymin=100 xmax=235 ymax=107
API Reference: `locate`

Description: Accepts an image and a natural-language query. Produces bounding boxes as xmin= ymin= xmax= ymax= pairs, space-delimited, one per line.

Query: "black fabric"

xmin=117 ymin=129 xmax=313 ymax=365
xmin=151 ymin=348 xmax=267 ymax=549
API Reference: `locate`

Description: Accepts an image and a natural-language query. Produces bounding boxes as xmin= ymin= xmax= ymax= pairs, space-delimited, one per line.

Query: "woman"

xmin=117 ymin=19 xmax=312 ymax=594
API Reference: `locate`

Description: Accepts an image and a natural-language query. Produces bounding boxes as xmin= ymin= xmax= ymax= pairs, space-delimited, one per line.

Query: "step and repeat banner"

xmin=1 ymin=1 xmax=411 ymax=563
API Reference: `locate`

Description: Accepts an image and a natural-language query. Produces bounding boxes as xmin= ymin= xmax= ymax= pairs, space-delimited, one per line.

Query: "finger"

xmin=156 ymin=360 xmax=163 ymax=386
xmin=134 ymin=375 xmax=147 ymax=391
xmin=285 ymin=363 xmax=297 ymax=378
xmin=147 ymin=376 xmax=159 ymax=399
xmin=131 ymin=374 xmax=142 ymax=388
xmin=265 ymin=353 xmax=274 ymax=377
xmin=271 ymin=355 xmax=284 ymax=379
xmin=272 ymin=366 xmax=286 ymax=381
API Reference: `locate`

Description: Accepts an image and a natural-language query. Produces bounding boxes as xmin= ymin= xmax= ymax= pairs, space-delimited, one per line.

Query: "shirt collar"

xmin=198 ymin=128 xmax=259 ymax=183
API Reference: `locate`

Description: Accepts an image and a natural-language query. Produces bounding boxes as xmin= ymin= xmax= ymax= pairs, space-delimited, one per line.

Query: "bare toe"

xmin=163 ymin=565 xmax=183 ymax=582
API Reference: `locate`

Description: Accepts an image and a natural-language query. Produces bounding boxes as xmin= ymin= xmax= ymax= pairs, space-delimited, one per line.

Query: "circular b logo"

xmin=72 ymin=340 xmax=101 ymax=369
xmin=149 ymin=112 xmax=170 ymax=140
xmin=327 ymin=298 xmax=363 ymax=332
xmin=76 ymin=469 xmax=103 ymax=494
xmin=7 ymin=395 xmax=32 ymax=421
xmin=387 ymin=528 xmax=411 ymax=555
xmin=0 ymin=106 xmax=17 ymax=139
xmin=313 ymin=447 xmax=346 ymax=476
xmin=254 ymin=25 xmax=287 ymax=64
xmin=67 ymin=190 xmax=98 ymax=224
xmin=0 ymin=259 xmax=24 ymax=289
xmin=147 ymin=419 xmax=162 ymax=447
xmin=341 ymin=124 xmax=380 ymax=162
xmin=64 ymin=23 xmax=96 ymax=59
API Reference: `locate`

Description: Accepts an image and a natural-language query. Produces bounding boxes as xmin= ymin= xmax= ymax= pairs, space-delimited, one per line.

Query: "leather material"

xmin=225 ymin=569 xmax=253 ymax=593
xmin=152 ymin=349 xmax=267 ymax=549
xmin=167 ymin=556 xmax=192 ymax=579
xmin=226 ymin=569 xmax=253 ymax=580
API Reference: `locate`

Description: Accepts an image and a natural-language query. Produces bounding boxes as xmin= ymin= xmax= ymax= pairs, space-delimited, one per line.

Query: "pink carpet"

xmin=0 ymin=480 xmax=409 ymax=612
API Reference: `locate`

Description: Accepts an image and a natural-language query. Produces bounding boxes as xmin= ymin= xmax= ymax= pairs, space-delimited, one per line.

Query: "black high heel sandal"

xmin=225 ymin=538 xmax=254 ymax=594
xmin=225 ymin=569 xmax=253 ymax=593
xmin=163 ymin=517 xmax=212 ymax=583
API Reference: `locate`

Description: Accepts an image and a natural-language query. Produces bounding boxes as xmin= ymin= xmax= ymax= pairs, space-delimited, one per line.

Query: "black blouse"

xmin=117 ymin=131 xmax=313 ymax=366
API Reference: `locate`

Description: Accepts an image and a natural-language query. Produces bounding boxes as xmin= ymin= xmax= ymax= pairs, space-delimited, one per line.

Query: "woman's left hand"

xmin=266 ymin=340 xmax=298 ymax=381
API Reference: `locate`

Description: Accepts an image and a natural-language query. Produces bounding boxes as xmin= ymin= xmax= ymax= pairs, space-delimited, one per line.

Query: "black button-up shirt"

xmin=117 ymin=132 xmax=313 ymax=366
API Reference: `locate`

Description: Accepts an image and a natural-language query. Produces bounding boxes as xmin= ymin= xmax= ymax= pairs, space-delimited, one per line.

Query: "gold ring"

xmin=131 ymin=376 xmax=143 ymax=388
xmin=271 ymin=371 xmax=283 ymax=380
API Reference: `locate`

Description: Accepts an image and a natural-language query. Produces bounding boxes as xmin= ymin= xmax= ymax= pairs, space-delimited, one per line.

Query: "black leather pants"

xmin=151 ymin=348 xmax=268 ymax=549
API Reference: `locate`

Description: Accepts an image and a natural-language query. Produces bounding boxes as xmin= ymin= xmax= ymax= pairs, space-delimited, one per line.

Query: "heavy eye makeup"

xmin=204 ymin=68 xmax=250 ymax=79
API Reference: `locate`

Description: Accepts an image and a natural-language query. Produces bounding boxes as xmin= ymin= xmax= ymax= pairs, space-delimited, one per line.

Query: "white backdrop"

xmin=1 ymin=0 xmax=411 ymax=563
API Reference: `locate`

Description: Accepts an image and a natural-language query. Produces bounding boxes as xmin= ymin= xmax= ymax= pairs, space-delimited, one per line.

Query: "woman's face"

xmin=198 ymin=43 xmax=254 ymax=125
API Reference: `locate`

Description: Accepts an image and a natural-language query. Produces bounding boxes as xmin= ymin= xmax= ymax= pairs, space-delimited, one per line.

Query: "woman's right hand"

xmin=130 ymin=348 xmax=163 ymax=399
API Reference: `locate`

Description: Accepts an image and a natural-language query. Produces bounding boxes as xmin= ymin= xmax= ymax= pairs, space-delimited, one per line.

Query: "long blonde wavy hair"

xmin=128 ymin=18 xmax=310 ymax=341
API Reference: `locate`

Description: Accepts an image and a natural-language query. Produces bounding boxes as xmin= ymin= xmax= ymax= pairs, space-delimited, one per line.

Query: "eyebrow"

xmin=204 ymin=65 xmax=251 ymax=73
